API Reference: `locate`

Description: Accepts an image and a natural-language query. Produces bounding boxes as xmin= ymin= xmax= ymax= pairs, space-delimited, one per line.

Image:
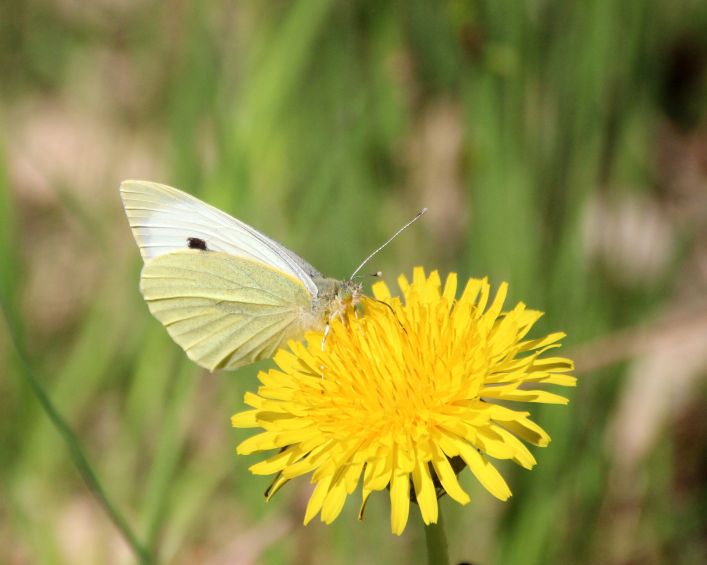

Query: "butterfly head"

xmin=338 ymin=278 xmax=363 ymax=305
xmin=313 ymin=277 xmax=363 ymax=323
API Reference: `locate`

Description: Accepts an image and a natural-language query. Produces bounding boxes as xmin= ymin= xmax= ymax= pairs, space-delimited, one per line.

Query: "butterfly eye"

xmin=187 ymin=237 xmax=208 ymax=251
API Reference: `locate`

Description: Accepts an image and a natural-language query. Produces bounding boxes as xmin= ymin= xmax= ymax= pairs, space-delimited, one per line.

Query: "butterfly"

xmin=121 ymin=180 xmax=425 ymax=371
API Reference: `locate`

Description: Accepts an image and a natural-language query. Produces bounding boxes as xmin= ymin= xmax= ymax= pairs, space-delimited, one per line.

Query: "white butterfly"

xmin=120 ymin=180 xmax=362 ymax=371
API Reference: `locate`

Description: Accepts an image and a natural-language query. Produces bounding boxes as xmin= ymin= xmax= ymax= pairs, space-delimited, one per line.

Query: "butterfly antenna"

xmin=349 ymin=208 xmax=428 ymax=280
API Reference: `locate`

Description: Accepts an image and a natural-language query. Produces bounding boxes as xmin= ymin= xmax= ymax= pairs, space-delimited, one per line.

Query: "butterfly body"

xmin=312 ymin=277 xmax=362 ymax=320
xmin=121 ymin=180 xmax=361 ymax=371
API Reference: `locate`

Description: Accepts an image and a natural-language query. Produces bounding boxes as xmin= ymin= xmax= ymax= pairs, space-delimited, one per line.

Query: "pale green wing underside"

xmin=140 ymin=250 xmax=316 ymax=371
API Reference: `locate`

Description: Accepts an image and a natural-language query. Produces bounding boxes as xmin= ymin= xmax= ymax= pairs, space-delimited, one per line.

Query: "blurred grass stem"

xmin=0 ymin=301 xmax=153 ymax=564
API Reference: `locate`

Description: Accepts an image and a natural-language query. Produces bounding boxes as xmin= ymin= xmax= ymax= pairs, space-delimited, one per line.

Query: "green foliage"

xmin=1 ymin=1 xmax=706 ymax=563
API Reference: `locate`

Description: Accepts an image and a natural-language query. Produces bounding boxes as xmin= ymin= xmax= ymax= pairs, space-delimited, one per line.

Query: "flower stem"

xmin=424 ymin=508 xmax=450 ymax=565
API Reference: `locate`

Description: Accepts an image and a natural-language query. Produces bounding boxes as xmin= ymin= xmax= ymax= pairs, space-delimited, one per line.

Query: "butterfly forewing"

xmin=140 ymin=250 xmax=317 ymax=371
xmin=120 ymin=180 xmax=320 ymax=296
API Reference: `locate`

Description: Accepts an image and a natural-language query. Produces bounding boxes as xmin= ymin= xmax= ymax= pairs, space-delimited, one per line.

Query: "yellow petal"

xmin=518 ymin=331 xmax=566 ymax=352
xmin=231 ymin=410 xmax=259 ymax=428
xmin=321 ymin=480 xmax=347 ymax=524
xmin=304 ymin=476 xmax=332 ymax=525
xmin=430 ymin=445 xmax=470 ymax=505
xmin=459 ymin=278 xmax=483 ymax=307
xmin=457 ymin=442 xmax=511 ymax=500
xmin=372 ymin=280 xmax=392 ymax=301
xmin=489 ymin=425 xmax=537 ymax=469
xmin=499 ymin=417 xmax=551 ymax=447
xmin=482 ymin=387 xmax=570 ymax=405
xmin=480 ymin=282 xmax=508 ymax=331
xmin=249 ymin=447 xmax=302 ymax=475
xmin=390 ymin=472 xmax=411 ymax=535
xmin=412 ymin=458 xmax=438 ymax=524
xmin=442 ymin=272 xmax=458 ymax=303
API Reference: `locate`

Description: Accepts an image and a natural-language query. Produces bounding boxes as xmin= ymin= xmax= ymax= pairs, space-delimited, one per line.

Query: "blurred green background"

xmin=2 ymin=1 xmax=707 ymax=564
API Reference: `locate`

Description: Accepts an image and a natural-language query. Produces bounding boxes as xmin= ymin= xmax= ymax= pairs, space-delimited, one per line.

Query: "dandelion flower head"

xmin=232 ymin=267 xmax=576 ymax=534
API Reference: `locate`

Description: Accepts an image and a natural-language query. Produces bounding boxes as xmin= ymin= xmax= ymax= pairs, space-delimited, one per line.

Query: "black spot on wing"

xmin=187 ymin=237 xmax=208 ymax=251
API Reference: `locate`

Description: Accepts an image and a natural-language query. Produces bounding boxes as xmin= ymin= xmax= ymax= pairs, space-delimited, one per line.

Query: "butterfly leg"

xmin=321 ymin=322 xmax=331 ymax=351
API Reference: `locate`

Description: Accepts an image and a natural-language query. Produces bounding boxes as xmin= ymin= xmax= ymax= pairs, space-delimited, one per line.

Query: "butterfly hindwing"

xmin=140 ymin=250 xmax=317 ymax=371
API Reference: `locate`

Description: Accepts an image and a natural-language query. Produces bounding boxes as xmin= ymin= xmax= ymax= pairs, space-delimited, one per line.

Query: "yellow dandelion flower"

xmin=232 ymin=267 xmax=576 ymax=535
